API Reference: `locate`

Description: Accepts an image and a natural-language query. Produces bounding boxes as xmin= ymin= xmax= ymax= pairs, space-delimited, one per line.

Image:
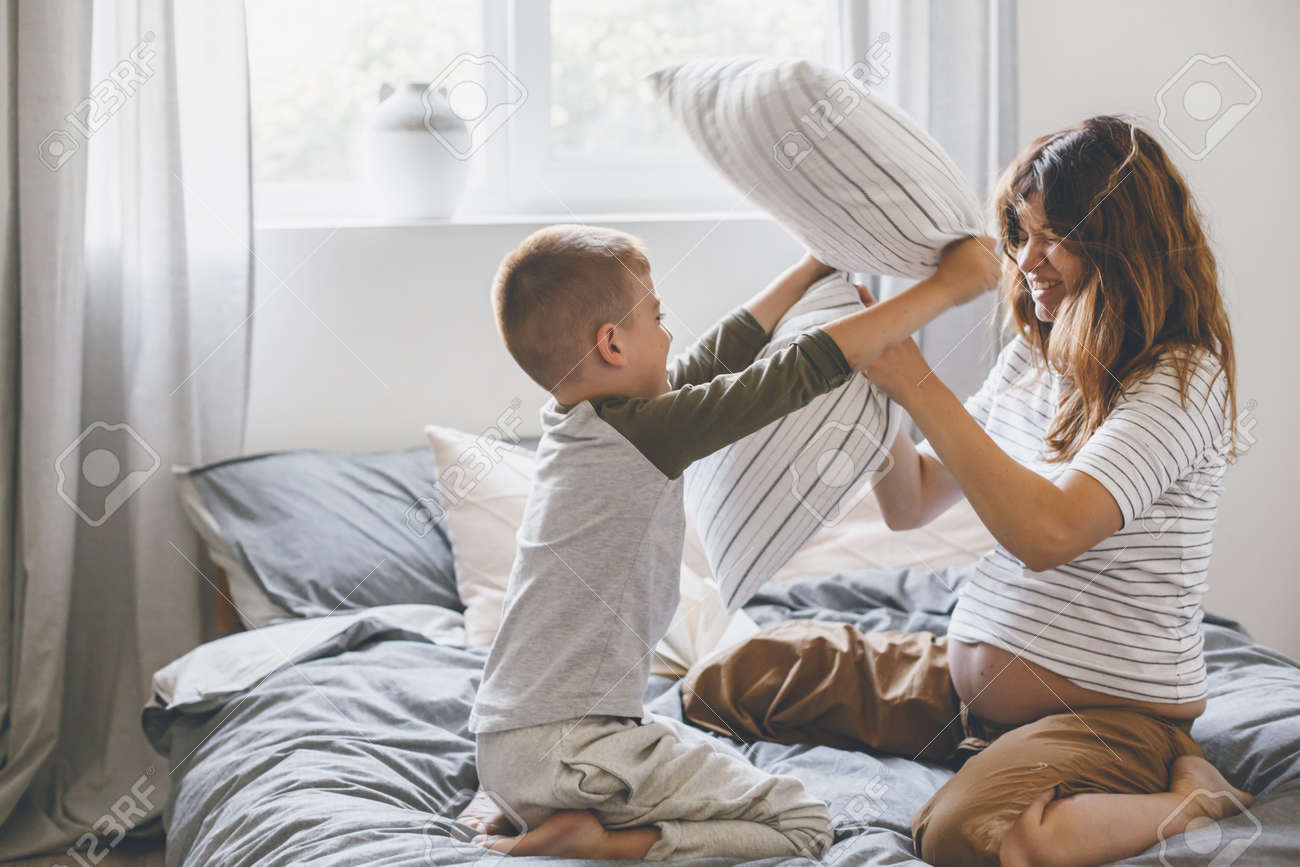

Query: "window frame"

xmin=500 ymin=0 xmax=757 ymax=214
xmin=253 ymin=0 xmax=851 ymax=223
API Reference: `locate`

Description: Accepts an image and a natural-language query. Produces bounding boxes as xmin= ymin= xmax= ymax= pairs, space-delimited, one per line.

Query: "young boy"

xmin=465 ymin=224 xmax=999 ymax=860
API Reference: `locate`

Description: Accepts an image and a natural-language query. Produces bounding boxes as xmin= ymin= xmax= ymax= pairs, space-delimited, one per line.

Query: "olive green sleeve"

xmin=592 ymin=328 xmax=852 ymax=479
xmin=666 ymin=308 xmax=770 ymax=389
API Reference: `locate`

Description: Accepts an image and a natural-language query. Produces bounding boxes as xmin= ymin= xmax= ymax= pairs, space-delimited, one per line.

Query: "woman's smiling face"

xmin=1016 ymin=192 xmax=1085 ymax=322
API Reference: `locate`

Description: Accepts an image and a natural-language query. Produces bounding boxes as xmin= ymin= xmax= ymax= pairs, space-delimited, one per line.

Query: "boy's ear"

xmin=593 ymin=321 xmax=627 ymax=367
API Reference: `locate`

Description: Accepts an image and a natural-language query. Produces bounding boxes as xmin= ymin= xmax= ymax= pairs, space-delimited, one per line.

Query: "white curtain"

xmin=841 ymin=0 xmax=1019 ymax=400
xmin=0 ymin=0 xmax=251 ymax=857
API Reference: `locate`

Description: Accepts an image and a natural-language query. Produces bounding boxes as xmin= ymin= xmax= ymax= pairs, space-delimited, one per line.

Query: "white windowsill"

xmin=255 ymin=209 xmax=774 ymax=232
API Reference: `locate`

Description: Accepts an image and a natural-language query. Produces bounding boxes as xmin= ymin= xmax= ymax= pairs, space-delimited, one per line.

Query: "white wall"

xmin=245 ymin=215 xmax=807 ymax=451
xmin=1017 ymin=0 xmax=1299 ymax=656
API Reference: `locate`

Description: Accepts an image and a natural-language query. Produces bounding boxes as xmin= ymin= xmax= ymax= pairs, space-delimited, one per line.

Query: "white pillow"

xmin=423 ymin=425 xmax=757 ymax=671
xmin=772 ymin=494 xmax=995 ymax=587
xmin=684 ymin=273 xmax=903 ymax=611
xmin=423 ymin=426 xmax=538 ymax=647
xmin=650 ymin=57 xmax=983 ymax=279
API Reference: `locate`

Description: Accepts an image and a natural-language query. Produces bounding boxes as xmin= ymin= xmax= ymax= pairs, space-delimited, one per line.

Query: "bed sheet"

xmin=145 ymin=568 xmax=1300 ymax=866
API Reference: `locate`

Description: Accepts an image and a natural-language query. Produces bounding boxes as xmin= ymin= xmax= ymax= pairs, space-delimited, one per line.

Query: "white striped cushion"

xmin=684 ymin=274 xmax=903 ymax=611
xmin=650 ymin=57 xmax=983 ymax=279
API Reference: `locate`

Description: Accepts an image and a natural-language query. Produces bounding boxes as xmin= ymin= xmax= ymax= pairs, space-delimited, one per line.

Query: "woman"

xmin=682 ymin=116 xmax=1253 ymax=866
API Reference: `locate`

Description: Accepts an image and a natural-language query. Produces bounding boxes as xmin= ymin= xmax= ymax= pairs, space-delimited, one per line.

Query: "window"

xmin=249 ymin=0 xmax=835 ymax=221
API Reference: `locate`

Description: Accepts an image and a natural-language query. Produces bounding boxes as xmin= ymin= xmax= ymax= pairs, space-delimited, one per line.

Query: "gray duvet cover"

xmin=144 ymin=567 xmax=1300 ymax=865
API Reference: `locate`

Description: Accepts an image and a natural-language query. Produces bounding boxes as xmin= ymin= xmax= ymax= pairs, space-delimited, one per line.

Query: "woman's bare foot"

xmin=474 ymin=810 xmax=659 ymax=859
xmin=456 ymin=789 xmax=517 ymax=836
xmin=1168 ymin=755 xmax=1255 ymax=822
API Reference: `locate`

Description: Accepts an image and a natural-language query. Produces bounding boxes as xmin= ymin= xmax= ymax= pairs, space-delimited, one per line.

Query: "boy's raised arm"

xmin=628 ymin=236 xmax=999 ymax=477
xmin=667 ymin=253 xmax=833 ymax=389
xmin=666 ymin=308 xmax=769 ymax=389
xmin=743 ymin=253 xmax=836 ymax=333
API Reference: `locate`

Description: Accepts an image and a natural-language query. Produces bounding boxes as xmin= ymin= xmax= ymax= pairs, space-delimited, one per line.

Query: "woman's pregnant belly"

xmin=948 ymin=640 xmax=1206 ymax=726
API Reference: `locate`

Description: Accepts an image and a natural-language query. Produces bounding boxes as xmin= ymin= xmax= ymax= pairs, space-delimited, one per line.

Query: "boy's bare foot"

xmin=1168 ymin=755 xmax=1255 ymax=821
xmin=456 ymin=789 xmax=516 ymax=836
xmin=473 ymin=810 xmax=659 ymax=859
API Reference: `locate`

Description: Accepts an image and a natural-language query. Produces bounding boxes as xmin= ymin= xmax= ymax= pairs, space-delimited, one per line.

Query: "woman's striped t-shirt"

xmin=927 ymin=336 xmax=1230 ymax=703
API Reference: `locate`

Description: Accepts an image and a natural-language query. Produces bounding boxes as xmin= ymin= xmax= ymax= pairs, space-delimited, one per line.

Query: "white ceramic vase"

xmin=363 ymin=82 xmax=470 ymax=219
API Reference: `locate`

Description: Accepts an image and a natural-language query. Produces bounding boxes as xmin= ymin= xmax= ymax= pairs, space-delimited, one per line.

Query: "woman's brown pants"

xmin=682 ymin=620 xmax=1203 ymax=866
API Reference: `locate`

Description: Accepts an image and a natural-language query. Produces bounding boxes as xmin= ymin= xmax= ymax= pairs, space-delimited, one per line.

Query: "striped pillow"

xmin=684 ymin=274 xmax=903 ymax=611
xmin=650 ymin=57 xmax=982 ymax=279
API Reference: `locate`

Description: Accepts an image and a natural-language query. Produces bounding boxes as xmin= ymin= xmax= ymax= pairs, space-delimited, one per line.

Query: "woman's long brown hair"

xmin=993 ymin=115 xmax=1237 ymax=461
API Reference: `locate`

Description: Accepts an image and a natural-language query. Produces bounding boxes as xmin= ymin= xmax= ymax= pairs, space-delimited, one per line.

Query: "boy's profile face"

xmin=617 ymin=283 xmax=674 ymax=399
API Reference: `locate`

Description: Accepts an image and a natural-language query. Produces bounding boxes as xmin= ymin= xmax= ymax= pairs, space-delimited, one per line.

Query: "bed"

xmin=144 ymin=551 xmax=1300 ymax=866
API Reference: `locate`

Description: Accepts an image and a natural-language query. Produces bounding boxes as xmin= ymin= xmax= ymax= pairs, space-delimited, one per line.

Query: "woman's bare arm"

xmin=871 ymin=432 xmax=966 ymax=530
xmin=866 ymin=339 xmax=1122 ymax=571
xmin=846 ymin=278 xmax=969 ymax=530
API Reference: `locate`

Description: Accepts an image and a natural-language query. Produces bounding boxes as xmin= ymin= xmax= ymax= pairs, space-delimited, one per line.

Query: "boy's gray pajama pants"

xmin=476 ymin=712 xmax=833 ymax=861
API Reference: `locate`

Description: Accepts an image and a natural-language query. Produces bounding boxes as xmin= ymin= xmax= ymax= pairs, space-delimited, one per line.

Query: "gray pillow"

xmin=175 ymin=447 xmax=459 ymax=626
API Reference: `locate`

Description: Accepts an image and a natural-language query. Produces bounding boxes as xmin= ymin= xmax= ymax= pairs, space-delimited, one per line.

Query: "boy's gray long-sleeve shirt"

xmin=468 ymin=309 xmax=851 ymax=734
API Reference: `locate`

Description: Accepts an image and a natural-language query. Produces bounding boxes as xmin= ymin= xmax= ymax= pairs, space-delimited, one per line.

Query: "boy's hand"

xmin=934 ymin=235 xmax=1001 ymax=306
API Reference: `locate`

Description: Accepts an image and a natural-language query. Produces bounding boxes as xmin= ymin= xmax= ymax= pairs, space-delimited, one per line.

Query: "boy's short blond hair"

xmin=492 ymin=224 xmax=651 ymax=392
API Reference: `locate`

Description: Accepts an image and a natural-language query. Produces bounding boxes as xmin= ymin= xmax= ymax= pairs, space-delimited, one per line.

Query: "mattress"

xmin=144 ymin=566 xmax=1300 ymax=866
